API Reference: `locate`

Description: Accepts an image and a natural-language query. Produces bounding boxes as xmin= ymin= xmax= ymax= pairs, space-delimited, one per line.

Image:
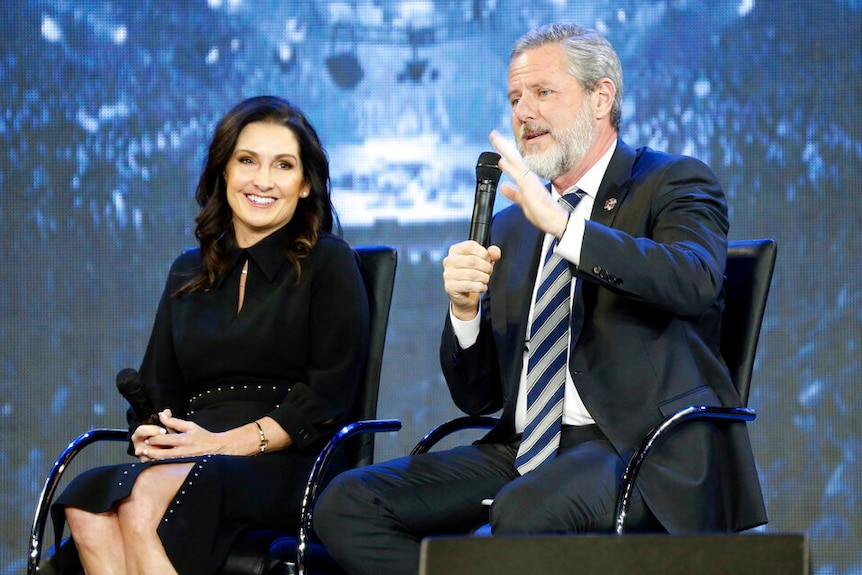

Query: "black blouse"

xmin=137 ymin=228 xmax=370 ymax=451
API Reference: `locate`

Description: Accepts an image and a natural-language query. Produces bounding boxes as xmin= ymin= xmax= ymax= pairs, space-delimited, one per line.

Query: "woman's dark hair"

xmin=177 ymin=96 xmax=333 ymax=295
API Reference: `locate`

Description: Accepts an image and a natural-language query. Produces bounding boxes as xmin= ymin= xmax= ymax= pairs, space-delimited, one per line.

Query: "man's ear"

xmin=592 ymin=78 xmax=616 ymax=120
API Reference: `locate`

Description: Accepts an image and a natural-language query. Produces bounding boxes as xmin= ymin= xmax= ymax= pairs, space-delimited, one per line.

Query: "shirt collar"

xmin=220 ymin=226 xmax=292 ymax=285
xmin=553 ymin=138 xmax=617 ymax=199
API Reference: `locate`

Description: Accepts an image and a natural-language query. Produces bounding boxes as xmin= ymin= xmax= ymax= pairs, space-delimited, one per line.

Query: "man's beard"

xmin=518 ymin=99 xmax=597 ymax=181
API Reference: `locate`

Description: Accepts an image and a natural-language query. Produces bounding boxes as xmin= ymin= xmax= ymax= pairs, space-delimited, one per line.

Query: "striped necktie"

xmin=515 ymin=190 xmax=585 ymax=475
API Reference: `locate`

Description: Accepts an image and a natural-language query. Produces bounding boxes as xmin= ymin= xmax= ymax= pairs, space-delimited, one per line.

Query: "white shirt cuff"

xmin=449 ymin=304 xmax=481 ymax=348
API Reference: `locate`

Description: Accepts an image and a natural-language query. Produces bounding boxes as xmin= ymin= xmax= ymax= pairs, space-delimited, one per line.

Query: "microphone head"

xmin=476 ymin=152 xmax=502 ymax=183
xmin=115 ymin=368 xmax=141 ymax=395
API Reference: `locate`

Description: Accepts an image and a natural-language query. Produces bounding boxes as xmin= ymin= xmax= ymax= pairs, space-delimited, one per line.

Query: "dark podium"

xmin=419 ymin=533 xmax=809 ymax=575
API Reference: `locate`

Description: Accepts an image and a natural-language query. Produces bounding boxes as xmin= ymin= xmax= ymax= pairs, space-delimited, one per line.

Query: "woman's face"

xmin=224 ymin=121 xmax=311 ymax=247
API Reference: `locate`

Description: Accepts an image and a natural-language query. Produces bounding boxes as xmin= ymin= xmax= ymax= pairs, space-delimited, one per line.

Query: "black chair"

xmin=410 ymin=238 xmax=778 ymax=534
xmin=614 ymin=237 xmax=777 ymax=533
xmin=28 ymin=245 xmax=401 ymax=575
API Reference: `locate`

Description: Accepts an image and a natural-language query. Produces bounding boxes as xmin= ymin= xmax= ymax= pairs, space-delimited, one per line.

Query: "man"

xmin=315 ymin=23 xmax=767 ymax=575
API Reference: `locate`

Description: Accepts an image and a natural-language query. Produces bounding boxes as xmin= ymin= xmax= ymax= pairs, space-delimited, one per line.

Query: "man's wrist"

xmin=554 ymin=212 xmax=571 ymax=239
xmin=450 ymin=302 xmax=479 ymax=322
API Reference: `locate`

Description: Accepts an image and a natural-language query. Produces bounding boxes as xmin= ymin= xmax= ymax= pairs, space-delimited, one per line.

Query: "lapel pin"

xmin=603 ymin=198 xmax=618 ymax=211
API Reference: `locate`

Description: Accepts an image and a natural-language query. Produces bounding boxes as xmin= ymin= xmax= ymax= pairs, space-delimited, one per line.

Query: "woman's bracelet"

xmin=253 ymin=420 xmax=269 ymax=454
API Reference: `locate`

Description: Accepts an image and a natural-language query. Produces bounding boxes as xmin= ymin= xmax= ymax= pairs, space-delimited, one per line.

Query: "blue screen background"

xmin=2 ymin=1 xmax=860 ymax=573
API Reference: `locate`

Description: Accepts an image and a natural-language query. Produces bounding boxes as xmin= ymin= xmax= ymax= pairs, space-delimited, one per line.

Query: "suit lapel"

xmin=590 ymin=138 xmax=636 ymax=228
xmin=569 ymin=139 xmax=637 ymax=352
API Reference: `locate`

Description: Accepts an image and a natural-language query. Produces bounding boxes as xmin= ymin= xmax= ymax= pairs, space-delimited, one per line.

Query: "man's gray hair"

xmin=511 ymin=23 xmax=623 ymax=129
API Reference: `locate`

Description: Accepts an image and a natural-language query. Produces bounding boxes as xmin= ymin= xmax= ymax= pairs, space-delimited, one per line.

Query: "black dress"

xmin=52 ymin=229 xmax=370 ymax=575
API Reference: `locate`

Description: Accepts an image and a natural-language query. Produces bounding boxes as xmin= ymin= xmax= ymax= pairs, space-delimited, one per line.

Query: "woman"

xmin=52 ymin=96 xmax=370 ymax=575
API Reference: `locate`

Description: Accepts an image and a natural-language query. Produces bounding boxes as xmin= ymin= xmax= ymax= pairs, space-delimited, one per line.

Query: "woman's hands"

xmin=131 ymin=409 xmax=243 ymax=462
xmin=131 ymin=409 xmax=219 ymax=462
xmin=131 ymin=411 xmax=291 ymax=462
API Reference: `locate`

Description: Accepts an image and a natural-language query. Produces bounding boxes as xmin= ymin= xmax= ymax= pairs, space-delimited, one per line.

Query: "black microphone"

xmin=469 ymin=151 xmax=502 ymax=247
xmin=115 ymin=368 xmax=162 ymax=427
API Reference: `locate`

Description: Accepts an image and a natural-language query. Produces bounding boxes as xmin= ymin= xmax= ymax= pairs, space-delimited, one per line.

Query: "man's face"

xmin=507 ymin=43 xmax=598 ymax=180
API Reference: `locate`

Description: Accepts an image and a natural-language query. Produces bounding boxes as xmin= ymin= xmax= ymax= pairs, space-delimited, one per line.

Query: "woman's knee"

xmin=118 ymin=463 xmax=192 ymax=533
xmin=65 ymin=506 xmax=106 ymax=544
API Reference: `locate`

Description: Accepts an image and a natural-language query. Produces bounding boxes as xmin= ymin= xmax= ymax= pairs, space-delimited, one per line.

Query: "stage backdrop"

xmin=1 ymin=1 xmax=860 ymax=573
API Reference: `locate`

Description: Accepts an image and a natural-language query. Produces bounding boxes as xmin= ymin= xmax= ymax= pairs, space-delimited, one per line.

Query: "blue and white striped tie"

xmin=515 ymin=190 xmax=585 ymax=475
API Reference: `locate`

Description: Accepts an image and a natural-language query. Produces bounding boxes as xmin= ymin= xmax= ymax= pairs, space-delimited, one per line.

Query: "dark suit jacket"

xmin=440 ymin=138 xmax=767 ymax=533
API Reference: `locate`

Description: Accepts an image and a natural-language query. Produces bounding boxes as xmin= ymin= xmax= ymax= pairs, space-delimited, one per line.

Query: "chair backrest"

xmin=344 ymin=245 xmax=398 ymax=468
xmin=720 ymin=239 xmax=777 ymax=406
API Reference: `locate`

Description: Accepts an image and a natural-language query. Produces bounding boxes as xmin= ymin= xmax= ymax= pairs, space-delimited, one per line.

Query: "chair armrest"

xmin=29 ymin=428 xmax=128 ymax=575
xmin=614 ymin=406 xmax=756 ymax=535
xmin=297 ymin=418 xmax=401 ymax=575
xmin=409 ymin=415 xmax=498 ymax=455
